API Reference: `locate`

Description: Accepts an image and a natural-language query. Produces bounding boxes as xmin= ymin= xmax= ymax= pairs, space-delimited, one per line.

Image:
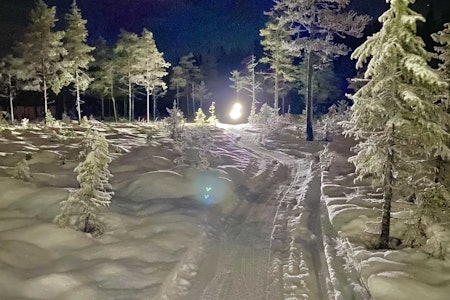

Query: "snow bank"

xmin=322 ymin=134 xmax=450 ymax=300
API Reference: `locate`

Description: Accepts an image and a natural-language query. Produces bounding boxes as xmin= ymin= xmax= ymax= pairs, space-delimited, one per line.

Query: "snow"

xmin=0 ymin=123 xmax=449 ymax=299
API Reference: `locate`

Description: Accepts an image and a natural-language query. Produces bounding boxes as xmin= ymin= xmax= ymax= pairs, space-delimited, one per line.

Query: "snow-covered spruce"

xmin=53 ymin=129 xmax=113 ymax=236
xmin=13 ymin=154 xmax=32 ymax=182
xmin=165 ymin=100 xmax=185 ymax=140
xmin=345 ymin=0 xmax=450 ymax=250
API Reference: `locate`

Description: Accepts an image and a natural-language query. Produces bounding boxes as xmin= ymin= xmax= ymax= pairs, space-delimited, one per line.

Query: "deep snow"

xmin=0 ymin=121 xmax=448 ymax=300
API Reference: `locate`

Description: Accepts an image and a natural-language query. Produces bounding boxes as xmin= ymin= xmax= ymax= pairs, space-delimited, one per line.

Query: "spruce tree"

xmin=345 ymin=0 xmax=450 ymax=249
xmin=15 ymin=0 xmax=71 ymax=118
xmin=64 ymin=1 xmax=94 ymax=123
xmin=54 ymin=130 xmax=113 ymax=235
xmin=432 ymin=23 xmax=450 ymax=102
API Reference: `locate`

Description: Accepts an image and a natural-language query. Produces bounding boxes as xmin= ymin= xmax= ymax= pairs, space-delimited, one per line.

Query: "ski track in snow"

xmin=0 ymin=123 xmax=371 ymax=300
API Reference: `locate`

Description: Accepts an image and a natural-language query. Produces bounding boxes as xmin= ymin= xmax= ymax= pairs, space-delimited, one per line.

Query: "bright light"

xmin=229 ymin=102 xmax=242 ymax=120
xmin=232 ymin=103 xmax=243 ymax=111
xmin=230 ymin=109 xmax=242 ymax=120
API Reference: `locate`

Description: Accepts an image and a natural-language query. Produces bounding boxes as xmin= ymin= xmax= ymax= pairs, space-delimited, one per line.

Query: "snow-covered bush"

xmin=20 ymin=118 xmax=29 ymax=128
xmin=403 ymin=178 xmax=450 ymax=256
xmin=61 ymin=112 xmax=72 ymax=125
xmin=317 ymin=100 xmax=351 ymax=140
xmin=254 ymin=103 xmax=283 ymax=132
xmin=80 ymin=115 xmax=90 ymax=127
xmin=174 ymin=126 xmax=215 ymax=170
xmin=319 ymin=143 xmax=335 ymax=171
xmin=45 ymin=110 xmax=58 ymax=127
xmin=0 ymin=112 xmax=8 ymax=129
xmin=54 ymin=129 xmax=113 ymax=236
xmin=165 ymin=101 xmax=185 ymax=140
xmin=194 ymin=108 xmax=206 ymax=126
xmin=13 ymin=153 xmax=32 ymax=182
xmin=207 ymin=101 xmax=217 ymax=126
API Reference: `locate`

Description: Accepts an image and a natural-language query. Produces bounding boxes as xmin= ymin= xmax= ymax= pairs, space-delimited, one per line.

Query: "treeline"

xmin=0 ymin=0 xmax=216 ymax=123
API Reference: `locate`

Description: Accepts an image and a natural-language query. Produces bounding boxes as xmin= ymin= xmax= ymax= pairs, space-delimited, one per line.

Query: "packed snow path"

xmin=177 ymin=125 xmax=368 ymax=300
xmin=0 ymin=123 xmax=370 ymax=300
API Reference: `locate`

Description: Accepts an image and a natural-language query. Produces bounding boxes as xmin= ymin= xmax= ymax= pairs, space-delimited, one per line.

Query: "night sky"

xmin=1 ymin=0 xmax=450 ymax=116
xmin=1 ymin=0 xmax=275 ymax=62
xmin=1 ymin=0 xmax=450 ymax=63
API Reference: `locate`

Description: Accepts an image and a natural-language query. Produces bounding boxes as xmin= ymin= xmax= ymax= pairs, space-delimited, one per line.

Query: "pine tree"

xmin=0 ymin=55 xmax=28 ymax=124
xmin=192 ymin=81 xmax=211 ymax=112
xmin=178 ymin=53 xmax=202 ymax=118
xmin=275 ymin=0 xmax=370 ymax=141
xmin=170 ymin=66 xmax=187 ymax=108
xmin=90 ymin=37 xmax=118 ymax=122
xmin=54 ymin=129 xmax=113 ymax=236
xmin=114 ymin=30 xmax=139 ymax=121
xmin=345 ymin=0 xmax=450 ymax=249
xmin=64 ymin=1 xmax=94 ymax=123
xmin=132 ymin=29 xmax=170 ymax=122
xmin=15 ymin=0 xmax=71 ymax=118
xmin=260 ymin=9 xmax=295 ymax=112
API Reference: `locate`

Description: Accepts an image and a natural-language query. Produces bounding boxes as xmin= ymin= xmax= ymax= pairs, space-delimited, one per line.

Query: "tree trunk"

xmin=176 ymin=84 xmax=179 ymax=108
xmin=8 ymin=73 xmax=14 ymax=124
xmin=76 ymin=72 xmax=82 ymax=122
xmin=101 ymin=96 xmax=105 ymax=120
xmin=112 ymin=97 xmax=118 ymax=122
xmin=111 ymin=79 xmax=118 ymax=122
xmin=128 ymin=73 xmax=132 ymax=121
xmin=274 ymin=70 xmax=279 ymax=112
xmin=152 ymin=85 xmax=157 ymax=122
xmin=186 ymin=92 xmax=190 ymax=119
xmin=379 ymin=126 xmax=395 ymax=249
xmin=305 ymin=51 xmax=314 ymax=141
xmin=192 ymin=83 xmax=195 ymax=117
xmin=146 ymin=87 xmax=150 ymax=122
xmin=43 ymin=78 xmax=48 ymax=120
xmin=282 ymin=95 xmax=286 ymax=116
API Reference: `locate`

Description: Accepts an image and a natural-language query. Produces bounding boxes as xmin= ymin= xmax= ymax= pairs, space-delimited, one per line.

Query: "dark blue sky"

xmin=1 ymin=0 xmax=274 ymax=62
xmin=1 ymin=0 xmax=449 ymax=63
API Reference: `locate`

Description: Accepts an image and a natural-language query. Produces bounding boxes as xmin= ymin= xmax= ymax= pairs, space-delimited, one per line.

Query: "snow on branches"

xmin=54 ymin=129 xmax=113 ymax=236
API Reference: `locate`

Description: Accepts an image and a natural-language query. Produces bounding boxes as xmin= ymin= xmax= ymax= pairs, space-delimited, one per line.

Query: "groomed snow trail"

xmin=181 ymin=126 xmax=333 ymax=300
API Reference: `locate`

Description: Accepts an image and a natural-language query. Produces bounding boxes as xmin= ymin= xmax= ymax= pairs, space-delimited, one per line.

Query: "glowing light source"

xmin=229 ymin=102 xmax=242 ymax=120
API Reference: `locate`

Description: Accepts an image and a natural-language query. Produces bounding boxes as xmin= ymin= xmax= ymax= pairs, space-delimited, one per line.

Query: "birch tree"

xmin=345 ymin=0 xmax=450 ymax=249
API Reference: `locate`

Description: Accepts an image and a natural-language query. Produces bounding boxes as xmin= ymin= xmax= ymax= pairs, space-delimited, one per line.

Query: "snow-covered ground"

xmin=0 ymin=121 xmax=449 ymax=300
